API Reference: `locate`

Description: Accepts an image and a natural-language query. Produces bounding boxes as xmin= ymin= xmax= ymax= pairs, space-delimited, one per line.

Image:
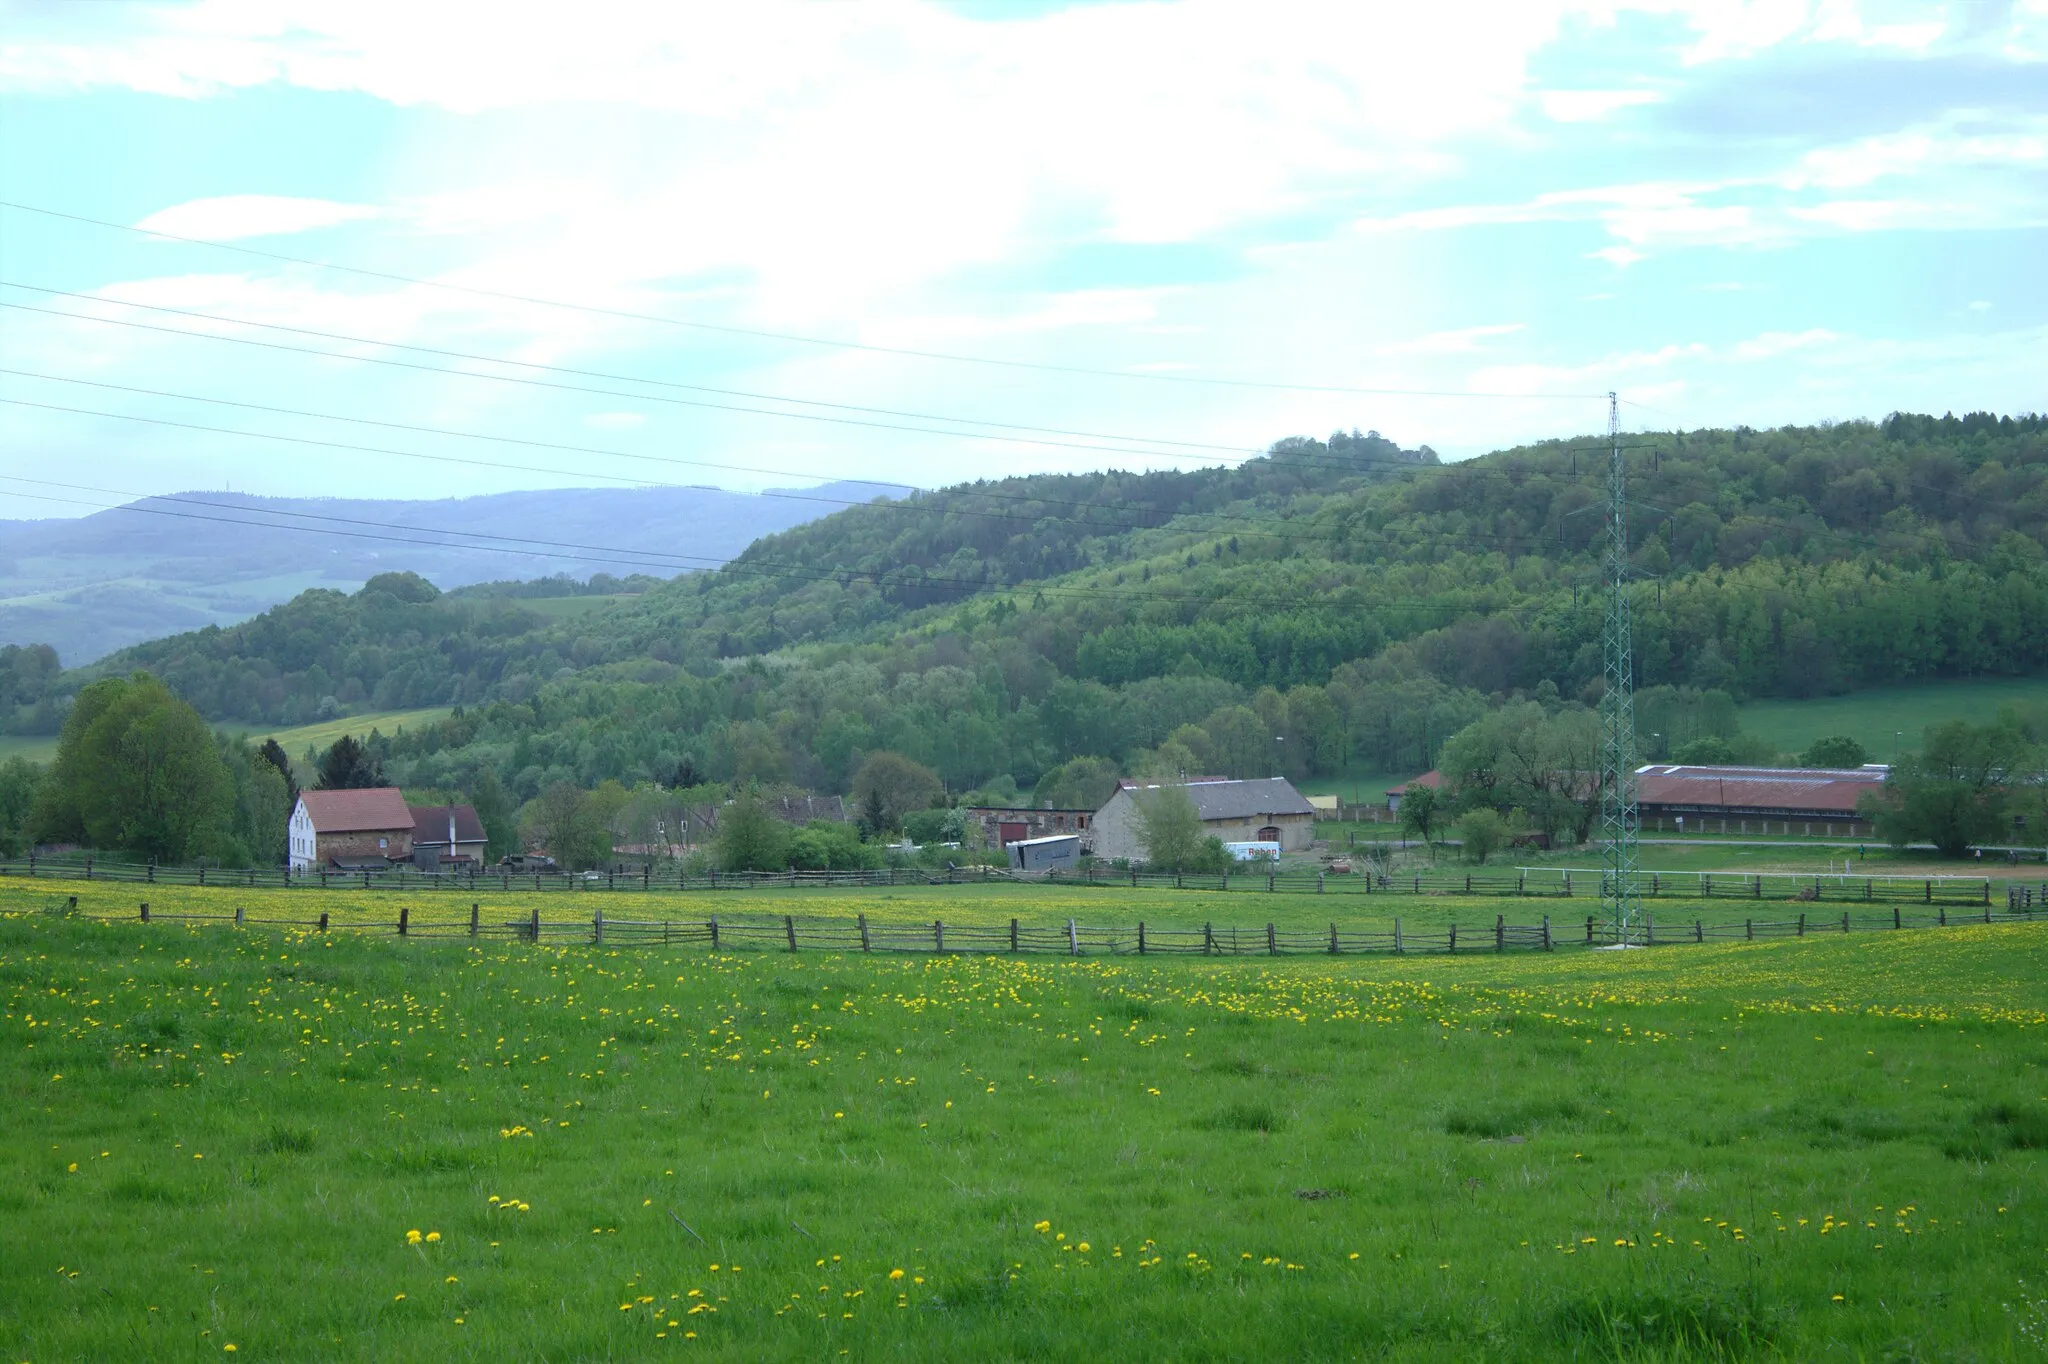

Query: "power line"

xmin=0 ymin=200 xmax=1613 ymax=401
xmin=0 ymin=281 xmax=1261 ymax=459
xmin=0 ymin=301 xmax=1219 ymax=465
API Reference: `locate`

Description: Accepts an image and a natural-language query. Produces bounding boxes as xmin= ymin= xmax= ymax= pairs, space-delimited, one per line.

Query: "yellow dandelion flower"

xmin=425 ymin=1231 xmax=441 ymax=1243
xmin=405 ymin=1230 xmax=422 ymax=1245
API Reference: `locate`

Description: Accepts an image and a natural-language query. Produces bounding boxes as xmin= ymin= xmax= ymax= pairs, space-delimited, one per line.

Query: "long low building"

xmin=1092 ymin=777 xmax=1318 ymax=863
xmin=1634 ymin=763 xmax=1889 ymax=836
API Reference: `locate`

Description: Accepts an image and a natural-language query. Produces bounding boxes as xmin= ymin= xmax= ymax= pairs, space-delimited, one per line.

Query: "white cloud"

xmin=1538 ymin=88 xmax=1663 ymax=122
xmin=135 ymin=194 xmax=385 ymax=241
xmin=1378 ymin=324 xmax=1527 ymax=356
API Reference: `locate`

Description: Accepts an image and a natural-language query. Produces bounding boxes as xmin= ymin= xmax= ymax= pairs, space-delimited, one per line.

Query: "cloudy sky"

xmin=2 ymin=0 xmax=2044 ymax=518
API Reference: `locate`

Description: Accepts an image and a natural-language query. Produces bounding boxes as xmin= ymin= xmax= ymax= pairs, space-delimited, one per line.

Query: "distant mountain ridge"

xmin=0 ymin=480 xmax=908 ymax=665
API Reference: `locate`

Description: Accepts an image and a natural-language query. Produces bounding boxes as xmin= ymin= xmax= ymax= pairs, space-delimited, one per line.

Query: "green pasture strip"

xmin=1738 ymin=675 xmax=2048 ymax=758
xmin=3 ymin=915 xmax=2044 ymax=1361
xmin=10 ymin=880 xmax=2043 ymax=953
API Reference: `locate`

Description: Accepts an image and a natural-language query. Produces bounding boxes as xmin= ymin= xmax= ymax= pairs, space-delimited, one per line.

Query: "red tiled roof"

xmin=1634 ymin=764 xmax=1887 ymax=816
xmin=1387 ymin=770 xmax=1444 ymax=796
xmin=300 ymin=787 xmax=414 ymax=833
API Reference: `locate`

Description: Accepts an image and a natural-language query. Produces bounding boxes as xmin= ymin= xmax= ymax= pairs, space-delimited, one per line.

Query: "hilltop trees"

xmin=851 ymin=752 xmax=942 ymax=835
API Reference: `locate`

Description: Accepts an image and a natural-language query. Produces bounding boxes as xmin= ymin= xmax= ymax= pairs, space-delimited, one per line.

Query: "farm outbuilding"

xmin=1091 ymin=777 xmax=1317 ymax=863
xmin=1006 ymin=833 xmax=1081 ymax=872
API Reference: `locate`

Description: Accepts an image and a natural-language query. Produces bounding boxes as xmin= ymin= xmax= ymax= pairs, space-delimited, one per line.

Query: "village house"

xmin=288 ymin=787 xmax=415 ymax=871
xmin=963 ymin=804 xmax=1096 ymax=853
xmin=1090 ymin=777 xmax=1318 ymax=863
xmin=407 ymin=803 xmax=489 ymax=869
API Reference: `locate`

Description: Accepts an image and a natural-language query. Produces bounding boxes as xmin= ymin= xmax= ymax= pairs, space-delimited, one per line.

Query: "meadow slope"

xmin=3 ymin=902 xmax=2045 ymax=1361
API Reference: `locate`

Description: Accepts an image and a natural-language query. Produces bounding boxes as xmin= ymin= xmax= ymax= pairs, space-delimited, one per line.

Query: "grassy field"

xmin=0 ymin=732 xmax=58 ymax=764
xmin=1738 ymin=676 xmax=2048 ymax=760
xmin=515 ymin=594 xmax=643 ymax=620
xmin=4 ymin=891 xmax=2045 ymax=1360
xmin=244 ymin=707 xmax=455 ymax=760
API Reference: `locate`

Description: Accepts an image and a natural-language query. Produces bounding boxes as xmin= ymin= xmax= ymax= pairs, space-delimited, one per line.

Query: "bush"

xmin=1456 ymin=808 xmax=1505 ymax=864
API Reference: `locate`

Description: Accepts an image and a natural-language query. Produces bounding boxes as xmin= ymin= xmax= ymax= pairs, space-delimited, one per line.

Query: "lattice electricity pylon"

xmin=1598 ymin=391 xmax=1643 ymax=943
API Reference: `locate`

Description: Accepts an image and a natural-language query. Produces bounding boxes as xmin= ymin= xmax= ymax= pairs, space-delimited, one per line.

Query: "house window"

xmin=1257 ymin=825 xmax=1281 ymax=843
xmin=378 ymin=838 xmax=388 ymax=849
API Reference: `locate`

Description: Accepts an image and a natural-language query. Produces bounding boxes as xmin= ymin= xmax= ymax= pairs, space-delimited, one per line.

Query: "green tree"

xmin=1397 ymin=784 xmax=1440 ymax=849
xmin=315 ymin=734 xmax=383 ymax=790
xmin=0 ymin=757 xmax=41 ymax=857
xmin=519 ymin=782 xmax=611 ymax=870
xmin=1456 ymin=808 xmax=1505 ymax=864
xmin=470 ymin=767 xmax=519 ymax=862
xmin=1799 ymin=735 xmax=1868 ymax=768
xmin=32 ymin=673 xmax=231 ymax=862
xmin=257 ymin=737 xmax=300 ymax=806
xmin=713 ymin=792 xmax=792 ymax=872
xmin=214 ymin=736 xmax=289 ymax=866
xmin=1134 ymin=786 xmax=1207 ymax=870
xmin=1032 ymin=756 xmax=1121 ymax=811
xmin=1860 ymin=720 xmax=2019 ymax=857
xmin=851 ymin=752 xmax=942 ymax=834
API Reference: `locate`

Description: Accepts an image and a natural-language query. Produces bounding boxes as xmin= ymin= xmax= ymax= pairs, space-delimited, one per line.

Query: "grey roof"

xmin=1120 ymin=777 xmax=1316 ymax=821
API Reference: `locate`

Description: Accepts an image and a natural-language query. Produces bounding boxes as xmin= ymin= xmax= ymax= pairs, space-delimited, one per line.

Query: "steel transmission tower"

xmin=1598 ymin=391 xmax=1642 ymax=943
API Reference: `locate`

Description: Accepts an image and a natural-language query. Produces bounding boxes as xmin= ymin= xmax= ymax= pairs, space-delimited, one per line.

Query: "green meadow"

xmin=4 ymin=889 xmax=2046 ymax=1361
xmin=1737 ymin=676 xmax=2048 ymax=761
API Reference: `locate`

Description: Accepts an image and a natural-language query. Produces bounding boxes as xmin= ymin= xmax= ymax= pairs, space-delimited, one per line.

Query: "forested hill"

xmin=6 ymin=412 xmax=2046 ymax=809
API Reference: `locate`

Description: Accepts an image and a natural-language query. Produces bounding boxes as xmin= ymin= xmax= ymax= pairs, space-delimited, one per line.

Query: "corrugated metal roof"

xmin=1118 ymin=777 xmax=1316 ymax=820
xmin=300 ymin=787 xmax=414 ymax=833
xmin=1634 ymin=764 xmax=1887 ymax=815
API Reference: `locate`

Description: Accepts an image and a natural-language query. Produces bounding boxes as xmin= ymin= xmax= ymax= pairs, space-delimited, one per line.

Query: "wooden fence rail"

xmin=1 ymin=858 xmax=2018 ymax=908
xmin=40 ymin=896 xmax=2043 ymax=958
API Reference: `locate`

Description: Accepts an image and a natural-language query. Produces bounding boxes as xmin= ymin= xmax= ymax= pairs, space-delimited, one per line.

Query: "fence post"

xmin=318 ymin=911 xmax=328 ymax=932
xmin=1449 ymin=923 xmax=1458 ymax=954
xmin=1894 ymin=905 xmax=1901 ymax=929
xmin=1753 ymin=875 xmax=1761 ymax=899
xmin=1466 ymin=874 xmax=1472 ymax=894
xmin=1938 ymin=905 xmax=1946 ymax=927
xmin=235 ymin=905 xmax=244 ymax=927
xmin=1985 ymin=880 xmax=1992 ymax=906
xmin=470 ymin=903 xmax=480 ymax=937
xmin=1842 ymin=911 xmax=1850 ymax=933
xmin=1394 ymin=918 xmax=1402 ymax=954
xmin=1652 ymin=873 xmax=1659 ymax=896
xmin=1329 ymin=922 xmax=1339 ymax=955
xmin=1695 ymin=918 xmax=1703 ymax=942
xmin=1266 ymin=922 xmax=1277 ymax=955
xmin=786 ymin=915 xmax=799 ymax=953
xmin=1068 ymin=919 xmax=1079 ymax=956
xmin=1493 ymin=914 xmax=1503 ymax=952
xmin=1984 ymin=901 xmax=1993 ymax=924
xmin=1746 ymin=918 xmax=1753 ymax=940
xmin=1138 ymin=922 xmax=1146 ymax=956
xmin=198 ymin=866 xmax=205 ymax=887
xmin=147 ymin=863 xmax=155 ymax=884
xmin=1007 ymin=917 xmax=1017 ymax=953
xmin=593 ymin=908 xmax=603 ymax=944
xmin=860 ymin=913 xmax=872 ymax=952
xmin=1541 ymin=915 xmax=1550 ymax=951
xmin=1204 ymin=922 xmax=1215 ymax=955
xmin=1797 ymin=913 xmax=1805 ymax=937
xmin=1318 ymin=873 xmax=1325 ymax=895
xmin=933 ymin=919 xmax=945 ymax=954
xmin=1268 ymin=872 xmax=1275 ymax=893
xmin=1520 ymin=871 xmax=1526 ymax=895
xmin=397 ymin=905 xmax=408 ymax=936
xmin=1925 ymin=879 xmax=1932 ymax=903
xmin=709 ymin=916 xmax=720 ymax=951
xmin=139 ymin=902 xmax=148 ymax=922
xmin=1585 ymin=915 xmax=1594 ymax=945
xmin=530 ymin=906 xmax=541 ymax=943
xmin=1646 ymin=914 xmax=1654 ymax=945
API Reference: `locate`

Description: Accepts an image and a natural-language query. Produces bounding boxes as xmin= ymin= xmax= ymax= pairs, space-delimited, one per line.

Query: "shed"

xmin=1007 ymin=833 xmax=1081 ymax=872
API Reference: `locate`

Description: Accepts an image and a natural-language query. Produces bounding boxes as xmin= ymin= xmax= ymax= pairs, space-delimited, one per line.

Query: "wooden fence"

xmin=0 ymin=858 xmax=2010 ymax=907
xmin=38 ymin=894 xmax=2043 ymax=957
